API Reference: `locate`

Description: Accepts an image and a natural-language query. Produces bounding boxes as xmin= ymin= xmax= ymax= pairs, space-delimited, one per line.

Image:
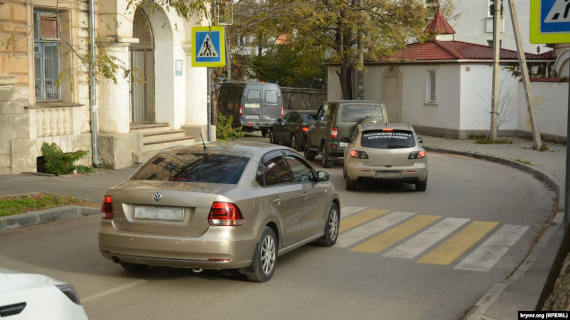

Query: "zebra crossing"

xmin=338 ymin=206 xmax=529 ymax=272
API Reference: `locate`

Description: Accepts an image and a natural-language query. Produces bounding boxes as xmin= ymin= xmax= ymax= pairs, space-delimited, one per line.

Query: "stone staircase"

xmin=131 ymin=123 xmax=197 ymax=163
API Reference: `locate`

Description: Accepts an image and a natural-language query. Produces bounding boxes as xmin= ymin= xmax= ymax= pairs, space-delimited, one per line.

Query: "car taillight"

xmin=208 ymin=202 xmax=244 ymax=226
xmin=409 ymin=150 xmax=426 ymax=159
xmin=280 ymin=106 xmax=284 ymax=118
xmin=302 ymin=126 xmax=309 ymax=133
xmin=239 ymin=105 xmax=244 ymax=116
xmin=331 ymin=127 xmax=338 ymax=139
xmin=350 ymin=150 xmax=368 ymax=159
xmin=101 ymin=195 xmax=113 ymax=220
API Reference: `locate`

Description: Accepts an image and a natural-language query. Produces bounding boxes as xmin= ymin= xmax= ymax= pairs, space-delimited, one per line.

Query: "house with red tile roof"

xmin=327 ymin=5 xmax=565 ymax=140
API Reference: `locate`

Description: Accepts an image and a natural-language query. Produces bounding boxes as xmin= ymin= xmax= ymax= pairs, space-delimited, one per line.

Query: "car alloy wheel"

xmin=261 ymin=232 xmax=276 ymax=275
xmin=328 ymin=206 xmax=339 ymax=243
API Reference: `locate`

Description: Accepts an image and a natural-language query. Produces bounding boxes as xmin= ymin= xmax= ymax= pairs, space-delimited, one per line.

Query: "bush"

xmin=216 ymin=113 xmax=245 ymax=140
xmin=40 ymin=143 xmax=92 ymax=176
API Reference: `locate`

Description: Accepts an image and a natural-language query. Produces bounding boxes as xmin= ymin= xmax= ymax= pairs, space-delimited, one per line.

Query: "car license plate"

xmin=134 ymin=206 xmax=185 ymax=221
xmin=375 ymin=171 xmax=401 ymax=179
xmin=339 ymin=142 xmax=348 ymax=148
xmin=245 ymin=103 xmax=260 ymax=108
xmin=244 ymin=115 xmax=259 ymax=120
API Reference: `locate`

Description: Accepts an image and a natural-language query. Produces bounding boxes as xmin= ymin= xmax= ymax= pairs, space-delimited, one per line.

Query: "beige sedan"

xmin=98 ymin=142 xmax=339 ymax=282
xmin=343 ymin=123 xmax=428 ymax=191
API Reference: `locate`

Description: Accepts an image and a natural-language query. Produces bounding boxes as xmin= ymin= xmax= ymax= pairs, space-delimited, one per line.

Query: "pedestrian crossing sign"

xmin=192 ymin=26 xmax=226 ymax=67
xmin=530 ymin=0 xmax=570 ymax=43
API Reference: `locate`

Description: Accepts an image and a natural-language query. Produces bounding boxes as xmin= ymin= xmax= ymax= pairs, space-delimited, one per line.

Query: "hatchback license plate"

xmin=134 ymin=206 xmax=184 ymax=221
xmin=339 ymin=142 xmax=348 ymax=148
xmin=375 ymin=171 xmax=401 ymax=179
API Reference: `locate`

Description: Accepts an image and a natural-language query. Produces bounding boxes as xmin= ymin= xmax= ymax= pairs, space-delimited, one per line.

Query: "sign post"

xmin=530 ymin=0 xmax=570 ymax=231
xmin=192 ymin=26 xmax=226 ymax=142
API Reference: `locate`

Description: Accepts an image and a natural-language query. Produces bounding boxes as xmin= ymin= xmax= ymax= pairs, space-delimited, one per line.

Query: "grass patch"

xmin=0 ymin=193 xmax=97 ymax=217
xmin=474 ymin=137 xmax=512 ymax=144
xmin=515 ymin=159 xmax=533 ymax=166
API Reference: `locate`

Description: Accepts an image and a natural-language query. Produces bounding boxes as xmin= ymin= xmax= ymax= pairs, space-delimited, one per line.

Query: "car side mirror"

xmin=418 ymin=137 xmax=424 ymax=144
xmin=316 ymin=171 xmax=329 ymax=182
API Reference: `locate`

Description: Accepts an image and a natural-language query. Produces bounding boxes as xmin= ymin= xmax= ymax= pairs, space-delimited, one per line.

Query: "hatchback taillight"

xmin=101 ymin=195 xmax=113 ymax=220
xmin=409 ymin=150 xmax=426 ymax=159
xmin=302 ymin=126 xmax=309 ymax=133
xmin=331 ymin=127 xmax=338 ymax=139
xmin=239 ymin=105 xmax=244 ymax=116
xmin=350 ymin=150 xmax=368 ymax=159
xmin=280 ymin=106 xmax=284 ymax=118
xmin=208 ymin=202 xmax=244 ymax=226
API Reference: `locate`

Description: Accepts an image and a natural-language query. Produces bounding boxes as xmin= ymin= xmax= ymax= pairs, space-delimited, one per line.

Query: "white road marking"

xmin=340 ymin=206 xmax=367 ymax=218
xmin=454 ymin=224 xmax=529 ymax=272
xmin=383 ymin=218 xmax=470 ymax=259
xmin=337 ymin=212 xmax=415 ymax=248
xmin=82 ymin=279 xmax=148 ymax=303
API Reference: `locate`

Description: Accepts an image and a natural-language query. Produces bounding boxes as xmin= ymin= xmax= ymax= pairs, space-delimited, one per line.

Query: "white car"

xmin=0 ymin=272 xmax=88 ymax=320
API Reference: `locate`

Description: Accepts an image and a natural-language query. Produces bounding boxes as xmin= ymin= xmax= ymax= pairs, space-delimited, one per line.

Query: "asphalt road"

xmin=0 ymin=135 xmax=557 ymax=320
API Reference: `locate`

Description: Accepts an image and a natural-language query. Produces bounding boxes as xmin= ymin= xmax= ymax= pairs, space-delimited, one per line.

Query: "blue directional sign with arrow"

xmin=531 ymin=0 xmax=570 ymax=43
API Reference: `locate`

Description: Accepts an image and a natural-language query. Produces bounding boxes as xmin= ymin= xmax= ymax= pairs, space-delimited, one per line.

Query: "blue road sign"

xmin=192 ymin=26 xmax=226 ymax=67
xmin=531 ymin=0 xmax=570 ymax=43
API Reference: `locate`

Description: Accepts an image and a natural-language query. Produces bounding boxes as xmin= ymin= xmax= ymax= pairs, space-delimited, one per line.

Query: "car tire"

xmin=120 ymin=261 xmax=146 ymax=272
xmin=415 ymin=179 xmax=427 ymax=192
xmin=304 ymin=148 xmax=316 ymax=161
xmin=246 ymin=227 xmax=277 ymax=282
xmin=290 ymin=134 xmax=297 ymax=150
xmin=261 ymin=128 xmax=268 ymax=138
xmin=346 ymin=177 xmax=357 ymax=191
xmin=321 ymin=143 xmax=332 ymax=168
xmin=269 ymin=130 xmax=276 ymax=144
xmin=316 ymin=203 xmax=340 ymax=247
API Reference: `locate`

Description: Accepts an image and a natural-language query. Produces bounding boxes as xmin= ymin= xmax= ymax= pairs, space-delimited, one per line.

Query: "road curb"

xmin=424 ymin=146 xmax=562 ymax=319
xmin=0 ymin=206 xmax=100 ymax=232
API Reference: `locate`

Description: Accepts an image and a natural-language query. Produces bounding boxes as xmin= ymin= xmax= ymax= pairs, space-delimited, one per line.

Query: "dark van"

xmin=217 ymin=81 xmax=284 ymax=137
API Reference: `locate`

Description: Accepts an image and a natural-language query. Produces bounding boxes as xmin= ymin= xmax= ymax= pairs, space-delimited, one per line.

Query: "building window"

xmin=425 ymin=70 xmax=437 ymax=104
xmin=34 ymin=9 xmax=61 ymax=102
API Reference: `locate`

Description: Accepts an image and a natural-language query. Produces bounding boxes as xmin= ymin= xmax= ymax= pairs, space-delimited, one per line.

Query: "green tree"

xmin=233 ymin=0 xmax=429 ymax=99
xmin=248 ymin=45 xmax=326 ymax=88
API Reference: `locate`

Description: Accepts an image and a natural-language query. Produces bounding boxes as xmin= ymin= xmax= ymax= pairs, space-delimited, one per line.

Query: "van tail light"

xmin=280 ymin=106 xmax=284 ymax=118
xmin=409 ymin=150 xmax=426 ymax=159
xmin=208 ymin=202 xmax=244 ymax=226
xmin=239 ymin=105 xmax=244 ymax=116
xmin=350 ymin=150 xmax=368 ymax=159
xmin=302 ymin=126 xmax=309 ymax=133
xmin=331 ymin=127 xmax=338 ymax=139
xmin=101 ymin=195 xmax=113 ymax=220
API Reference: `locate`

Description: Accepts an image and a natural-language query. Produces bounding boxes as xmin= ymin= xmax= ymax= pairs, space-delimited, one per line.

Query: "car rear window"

xmin=300 ymin=113 xmax=316 ymax=122
xmin=246 ymin=89 xmax=261 ymax=103
xmin=361 ymin=130 xmax=416 ymax=149
xmin=131 ymin=153 xmax=249 ymax=184
xmin=264 ymin=90 xmax=278 ymax=104
xmin=340 ymin=104 xmax=383 ymax=123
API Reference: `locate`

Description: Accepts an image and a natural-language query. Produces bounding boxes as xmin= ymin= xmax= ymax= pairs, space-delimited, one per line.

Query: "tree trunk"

xmin=338 ymin=66 xmax=353 ymax=100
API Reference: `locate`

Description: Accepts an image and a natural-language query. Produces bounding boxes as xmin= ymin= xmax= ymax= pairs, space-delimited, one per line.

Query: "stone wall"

xmin=0 ymin=0 xmax=93 ymax=174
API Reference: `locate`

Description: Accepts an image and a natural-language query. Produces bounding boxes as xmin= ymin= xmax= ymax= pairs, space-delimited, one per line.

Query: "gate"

xmin=130 ymin=8 xmax=155 ymax=123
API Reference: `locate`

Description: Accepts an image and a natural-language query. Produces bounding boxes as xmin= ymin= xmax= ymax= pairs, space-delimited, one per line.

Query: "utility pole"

xmin=357 ymin=0 xmax=364 ymax=100
xmin=508 ymin=0 xmax=543 ymax=150
xmin=490 ymin=0 xmax=502 ymax=141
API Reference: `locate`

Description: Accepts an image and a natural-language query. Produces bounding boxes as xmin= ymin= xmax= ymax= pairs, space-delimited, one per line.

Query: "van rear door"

xmin=242 ymin=84 xmax=262 ymax=122
xmin=261 ymin=84 xmax=282 ymax=124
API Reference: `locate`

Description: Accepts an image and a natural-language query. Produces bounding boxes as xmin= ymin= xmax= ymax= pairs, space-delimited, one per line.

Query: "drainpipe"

xmin=89 ymin=0 xmax=102 ymax=167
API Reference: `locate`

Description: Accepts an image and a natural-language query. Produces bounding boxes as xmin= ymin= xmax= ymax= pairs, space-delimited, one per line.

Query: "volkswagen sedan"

xmin=98 ymin=142 xmax=340 ymax=282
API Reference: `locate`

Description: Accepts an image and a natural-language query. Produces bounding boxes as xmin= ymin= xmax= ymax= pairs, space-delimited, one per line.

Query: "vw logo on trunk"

xmin=153 ymin=192 xmax=163 ymax=202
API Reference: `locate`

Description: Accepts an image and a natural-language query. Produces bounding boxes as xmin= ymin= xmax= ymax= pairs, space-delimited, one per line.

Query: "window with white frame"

xmin=34 ymin=9 xmax=61 ymax=102
xmin=425 ymin=70 xmax=437 ymax=104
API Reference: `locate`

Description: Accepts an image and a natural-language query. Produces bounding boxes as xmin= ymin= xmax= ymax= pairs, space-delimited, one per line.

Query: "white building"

xmin=327 ymin=6 xmax=565 ymax=140
xmin=0 ymin=0 xmax=211 ymax=173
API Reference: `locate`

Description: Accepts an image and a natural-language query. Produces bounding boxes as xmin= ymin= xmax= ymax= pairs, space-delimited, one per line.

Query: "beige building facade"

xmin=0 ymin=0 xmax=209 ymax=174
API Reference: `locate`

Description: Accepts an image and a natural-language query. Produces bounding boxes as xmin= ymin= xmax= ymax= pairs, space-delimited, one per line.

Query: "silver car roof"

xmin=152 ymin=142 xmax=293 ymax=159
